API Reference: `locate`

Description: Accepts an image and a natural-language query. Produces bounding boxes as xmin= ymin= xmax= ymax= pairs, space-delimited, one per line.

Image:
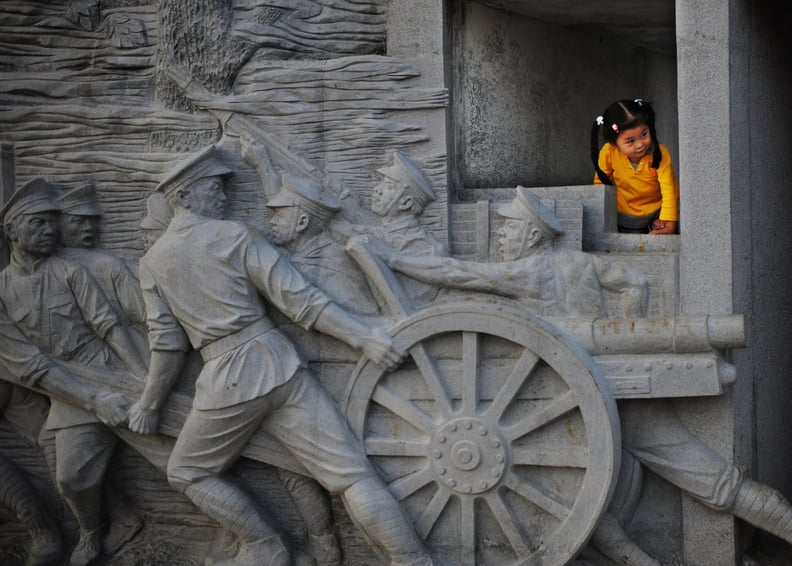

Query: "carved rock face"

xmin=370 ymin=178 xmax=406 ymax=217
xmin=60 ymin=214 xmax=101 ymax=249
xmin=497 ymin=218 xmax=531 ymax=261
xmin=10 ymin=212 xmax=60 ymax=257
xmin=268 ymin=205 xmax=301 ymax=246
xmin=183 ymin=177 xmax=228 ymax=219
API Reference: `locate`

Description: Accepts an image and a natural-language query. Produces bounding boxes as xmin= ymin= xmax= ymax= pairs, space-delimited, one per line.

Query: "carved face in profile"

xmin=7 ymin=211 xmax=60 ymax=257
xmin=497 ymin=218 xmax=540 ymax=261
xmin=268 ymin=205 xmax=302 ymax=246
xmin=371 ymin=177 xmax=407 ymax=217
xmin=61 ymin=213 xmax=100 ymax=248
xmin=184 ymin=176 xmax=228 ymax=219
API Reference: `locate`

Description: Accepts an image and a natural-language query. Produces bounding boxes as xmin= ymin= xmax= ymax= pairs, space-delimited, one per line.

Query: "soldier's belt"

xmin=199 ymin=319 xmax=274 ymax=362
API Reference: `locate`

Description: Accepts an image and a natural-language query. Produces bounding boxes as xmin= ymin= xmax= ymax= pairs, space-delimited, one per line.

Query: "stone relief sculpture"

xmin=0 ymin=179 xmax=148 ymax=565
xmin=0 ymin=452 xmax=63 ymax=566
xmin=0 ymin=381 xmax=62 ymax=566
xmin=242 ymin=136 xmax=380 ymax=317
xmin=0 ymin=2 xmax=784 ymax=566
xmin=376 ymin=188 xmax=645 ymax=318
xmin=348 ymin=188 xmax=792 ymax=565
xmin=54 ymin=183 xmax=149 ymax=361
xmin=127 ymin=145 xmax=434 ymax=566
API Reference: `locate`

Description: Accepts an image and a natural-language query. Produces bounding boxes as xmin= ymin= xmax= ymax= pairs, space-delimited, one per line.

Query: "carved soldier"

xmin=55 ymin=184 xmax=147 ymax=347
xmin=370 ymin=151 xmax=446 ymax=257
xmin=57 ymin=182 xmax=102 ymax=249
xmin=0 ymin=178 xmax=147 ymax=565
xmin=382 ymin=187 xmax=647 ymax=318
xmin=266 ymin=172 xmax=379 ymax=316
xmin=368 ymin=151 xmax=447 ymax=306
xmin=381 ymin=187 xmax=792 ymax=563
xmin=0 ymin=300 xmax=140 ymax=565
xmin=128 ymin=146 xmax=434 ymax=566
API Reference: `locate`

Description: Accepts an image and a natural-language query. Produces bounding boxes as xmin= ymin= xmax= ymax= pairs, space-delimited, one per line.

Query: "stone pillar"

xmin=676 ymin=0 xmax=749 ymax=564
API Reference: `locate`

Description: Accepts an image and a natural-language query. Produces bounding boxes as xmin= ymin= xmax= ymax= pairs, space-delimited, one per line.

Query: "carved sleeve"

xmin=68 ymin=262 xmax=122 ymax=341
xmin=0 ymin=298 xmax=54 ymax=388
xmin=244 ymin=228 xmax=331 ymax=330
xmin=138 ymin=261 xmax=190 ymax=353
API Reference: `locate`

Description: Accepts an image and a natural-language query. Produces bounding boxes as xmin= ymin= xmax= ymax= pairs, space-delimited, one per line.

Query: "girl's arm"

xmin=654 ymin=144 xmax=680 ymax=225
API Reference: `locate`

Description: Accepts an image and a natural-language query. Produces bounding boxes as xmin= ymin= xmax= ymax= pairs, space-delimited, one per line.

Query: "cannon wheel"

xmin=342 ymin=302 xmax=620 ymax=566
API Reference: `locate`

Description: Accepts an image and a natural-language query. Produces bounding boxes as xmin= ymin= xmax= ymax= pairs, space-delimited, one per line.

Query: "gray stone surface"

xmin=1 ymin=1 xmax=791 ymax=565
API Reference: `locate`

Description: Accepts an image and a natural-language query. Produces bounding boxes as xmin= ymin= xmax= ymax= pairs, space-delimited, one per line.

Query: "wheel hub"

xmin=430 ymin=417 xmax=507 ymax=494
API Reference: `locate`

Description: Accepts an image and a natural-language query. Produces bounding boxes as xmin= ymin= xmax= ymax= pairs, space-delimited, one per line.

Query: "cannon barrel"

xmin=549 ymin=315 xmax=745 ymax=355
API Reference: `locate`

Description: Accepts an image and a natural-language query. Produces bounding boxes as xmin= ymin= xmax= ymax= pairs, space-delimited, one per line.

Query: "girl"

xmin=591 ymin=99 xmax=679 ymax=234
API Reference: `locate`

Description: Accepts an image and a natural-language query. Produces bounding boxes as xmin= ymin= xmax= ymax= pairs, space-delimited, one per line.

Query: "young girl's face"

xmin=615 ymin=123 xmax=651 ymax=163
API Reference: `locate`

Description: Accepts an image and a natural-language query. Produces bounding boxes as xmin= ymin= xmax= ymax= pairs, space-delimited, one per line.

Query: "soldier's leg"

xmin=730 ymin=479 xmax=792 ymax=545
xmin=3 ymin=386 xmax=50 ymax=447
xmin=102 ymin=479 xmax=143 ymax=554
xmin=4 ymin=386 xmax=58 ymax=491
xmin=0 ymin=454 xmax=63 ymax=566
xmin=590 ymin=451 xmax=660 ymax=566
xmin=266 ymin=370 xmax=432 ymax=566
xmin=621 ymin=399 xmax=792 ymax=545
xmin=590 ymin=512 xmax=660 ymax=566
xmin=167 ymin=398 xmax=289 ymax=566
xmin=54 ymin=423 xmax=116 ymax=566
xmin=620 ymin=399 xmax=742 ymax=508
xmin=276 ymin=468 xmax=342 ymax=566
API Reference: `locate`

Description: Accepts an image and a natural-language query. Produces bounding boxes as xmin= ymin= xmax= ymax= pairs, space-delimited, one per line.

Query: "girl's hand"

xmin=649 ymin=220 xmax=677 ymax=235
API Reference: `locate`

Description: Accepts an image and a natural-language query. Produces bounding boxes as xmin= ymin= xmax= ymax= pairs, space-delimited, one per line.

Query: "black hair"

xmin=591 ymin=99 xmax=662 ymax=185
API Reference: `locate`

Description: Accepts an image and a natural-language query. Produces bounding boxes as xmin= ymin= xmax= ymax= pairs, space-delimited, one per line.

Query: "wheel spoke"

xmin=372 ymin=384 xmax=436 ymax=433
xmin=460 ymin=495 xmax=477 ymax=566
xmin=388 ymin=466 xmax=435 ymax=501
xmin=461 ymin=331 xmax=479 ymax=413
xmin=503 ymin=474 xmax=571 ymax=521
xmin=504 ymin=389 xmax=578 ymax=441
xmin=484 ymin=490 xmax=531 ymax=555
xmin=415 ymin=486 xmax=452 ymax=539
xmin=511 ymin=446 xmax=589 ymax=468
xmin=409 ymin=343 xmax=454 ymax=417
xmin=365 ymin=438 xmax=429 ymax=457
xmin=484 ymin=348 xmax=540 ymax=421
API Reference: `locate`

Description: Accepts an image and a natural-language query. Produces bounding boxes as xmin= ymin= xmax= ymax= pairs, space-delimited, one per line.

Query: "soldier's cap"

xmin=497 ymin=186 xmax=564 ymax=239
xmin=0 ymin=178 xmax=60 ymax=226
xmin=140 ymin=192 xmax=173 ymax=230
xmin=266 ymin=173 xmax=340 ymax=221
xmin=56 ymin=183 xmax=102 ymax=217
xmin=156 ymin=145 xmax=232 ymax=199
xmin=375 ymin=151 xmax=435 ymax=209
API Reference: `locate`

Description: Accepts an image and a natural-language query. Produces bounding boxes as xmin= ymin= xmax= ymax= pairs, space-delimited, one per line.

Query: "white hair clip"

xmin=595 ymin=116 xmax=604 ymax=126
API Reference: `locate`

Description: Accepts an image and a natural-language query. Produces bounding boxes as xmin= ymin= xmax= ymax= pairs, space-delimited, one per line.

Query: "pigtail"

xmin=591 ymin=116 xmax=612 ymax=185
xmin=637 ymin=99 xmax=663 ymax=169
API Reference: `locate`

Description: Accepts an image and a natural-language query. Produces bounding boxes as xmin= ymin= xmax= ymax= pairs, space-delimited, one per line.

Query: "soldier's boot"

xmin=590 ymin=512 xmax=661 ymax=566
xmin=209 ymin=536 xmax=290 ymax=566
xmin=0 ymin=455 xmax=63 ymax=566
xmin=182 ymin=477 xmax=289 ymax=566
xmin=307 ymin=532 xmax=343 ymax=566
xmin=395 ymin=557 xmax=434 ymax=566
xmin=69 ymin=527 xmax=102 ymax=566
xmin=731 ymin=478 xmax=792 ymax=544
xmin=102 ymin=485 xmax=143 ymax=554
xmin=342 ymin=476 xmax=432 ymax=566
xmin=24 ymin=515 xmax=63 ymax=566
xmin=276 ymin=468 xmax=342 ymax=566
xmin=60 ymin=481 xmax=104 ymax=566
